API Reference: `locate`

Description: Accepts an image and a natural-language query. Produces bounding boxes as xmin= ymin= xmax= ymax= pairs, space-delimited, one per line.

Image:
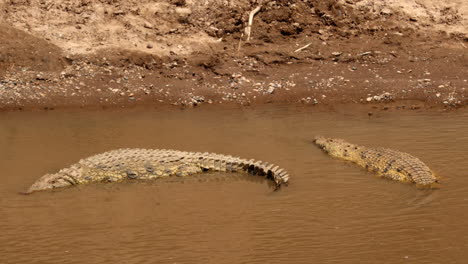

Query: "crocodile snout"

xmin=313 ymin=136 xmax=327 ymax=147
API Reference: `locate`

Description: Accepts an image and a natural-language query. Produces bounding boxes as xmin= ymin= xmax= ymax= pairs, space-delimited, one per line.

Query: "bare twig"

xmin=245 ymin=6 xmax=261 ymax=42
xmin=294 ymin=43 xmax=312 ymax=53
xmin=358 ymin=51 xmax=372 ymax=56
xmin=237 ymin=33 xmax=244 ymax=53
xmin=46 ymin=2 xmax=55 ymax=10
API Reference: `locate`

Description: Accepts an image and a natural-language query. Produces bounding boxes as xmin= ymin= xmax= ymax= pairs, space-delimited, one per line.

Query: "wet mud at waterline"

xmin=1 ymin=106 xmax=467 ymax=263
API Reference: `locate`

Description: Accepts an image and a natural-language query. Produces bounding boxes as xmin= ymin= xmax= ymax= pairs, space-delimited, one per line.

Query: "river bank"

xmin=0 ymin=0 xmax=466 ymax=111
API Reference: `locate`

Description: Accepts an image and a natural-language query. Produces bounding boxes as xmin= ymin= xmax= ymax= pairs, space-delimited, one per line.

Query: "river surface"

xmin=0 ymin=106 xmax=467 ymax=264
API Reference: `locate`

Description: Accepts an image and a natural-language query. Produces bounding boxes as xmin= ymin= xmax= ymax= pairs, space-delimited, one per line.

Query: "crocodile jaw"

xmin=314 ymin=136 xmax=361 ymax=162
xmin=25 ymin=173 xmax=72 ymax=194
xmin=313 ymin=136 xmax=328 ymax=150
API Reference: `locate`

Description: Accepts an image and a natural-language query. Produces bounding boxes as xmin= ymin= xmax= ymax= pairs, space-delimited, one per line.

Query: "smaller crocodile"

xmin=25 ymin=149 xmax=290 ymax=194
xmin=313 ymin=136 xmax=438 ymax=187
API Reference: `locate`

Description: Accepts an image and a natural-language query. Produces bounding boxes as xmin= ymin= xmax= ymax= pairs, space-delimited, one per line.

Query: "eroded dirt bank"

xmin=0 ymin=0 xmax=467 ymax=111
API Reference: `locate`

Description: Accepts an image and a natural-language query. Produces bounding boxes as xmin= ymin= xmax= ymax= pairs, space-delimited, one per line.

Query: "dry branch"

xmin=294 ymin=43 xmax=312 ymax=53
xmin=245 ymin=6 xmax=261 ymax=42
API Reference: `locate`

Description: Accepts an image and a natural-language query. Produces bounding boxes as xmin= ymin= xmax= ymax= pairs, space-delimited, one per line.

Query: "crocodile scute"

xmin=313 ymin=136 xmax=438 ymax=186
xmin=25 ymin=148 xmax=290 ymax=194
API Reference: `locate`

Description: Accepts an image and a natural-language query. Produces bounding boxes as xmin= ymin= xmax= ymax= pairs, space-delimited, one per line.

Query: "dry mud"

xmin=0 ymin=0 xmax=467 ymax=111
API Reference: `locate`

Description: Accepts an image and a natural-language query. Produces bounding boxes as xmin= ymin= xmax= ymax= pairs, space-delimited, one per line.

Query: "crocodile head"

xmin=24 ymin=173 xmax=73 ymax=194
xmin=314 ymin=136 xmax=359 ymax=160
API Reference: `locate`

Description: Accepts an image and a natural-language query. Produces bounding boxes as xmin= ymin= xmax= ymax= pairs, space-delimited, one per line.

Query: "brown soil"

xmin=0 ymin=0 xmax=467 ymax=111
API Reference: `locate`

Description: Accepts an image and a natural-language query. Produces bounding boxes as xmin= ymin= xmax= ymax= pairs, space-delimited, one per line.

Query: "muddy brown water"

xmin=0 ymin=106 xmax=467 ymax=264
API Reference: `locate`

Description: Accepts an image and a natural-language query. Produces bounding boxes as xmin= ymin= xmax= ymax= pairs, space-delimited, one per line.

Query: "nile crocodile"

xmin=25 ymin=148 xmax=290 ymax=194
xmin=313 ymin=136 xmax=438 ymax=186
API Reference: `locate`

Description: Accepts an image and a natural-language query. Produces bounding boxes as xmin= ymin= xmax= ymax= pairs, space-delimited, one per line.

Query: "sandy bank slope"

xmin=0 ymin=0 xmax=466 ymax=111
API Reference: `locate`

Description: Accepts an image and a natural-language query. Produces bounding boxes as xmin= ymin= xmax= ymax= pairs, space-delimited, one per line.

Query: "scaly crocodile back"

xmin=313 ymin=136 xmax=437 ymax=186
xmin=26 ymin=149 xmax=290 ymax=193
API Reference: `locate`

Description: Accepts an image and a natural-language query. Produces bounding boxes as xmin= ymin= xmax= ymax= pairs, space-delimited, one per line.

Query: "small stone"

xmin=191 ymin=96 xmax=205 ymax=103
xmin=36 ymin=74 xmax=46 ymax=80
xmin=143 ymin=22 xmax=153 ymax=29
xmin=366 ymin=97 xmax=372 ymax=102
xmin=436 ymin=93 xmax=441 ymax=97
xmin=147 ymin=43 xmax=153 ymax=49
xmin=380 ymin=8 xmax=392 ymax=15
xmin=267 ymin=86 xmax=275 ymax=94
xmin=331 ymin=52 xmax=342 ymax=56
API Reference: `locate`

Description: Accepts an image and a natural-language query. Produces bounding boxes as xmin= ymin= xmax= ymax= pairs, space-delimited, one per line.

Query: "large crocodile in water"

xmin=25 ymin=149 xmax=290 ymax=194
xmin=313 ymin=136 xmax=438 ymax=186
